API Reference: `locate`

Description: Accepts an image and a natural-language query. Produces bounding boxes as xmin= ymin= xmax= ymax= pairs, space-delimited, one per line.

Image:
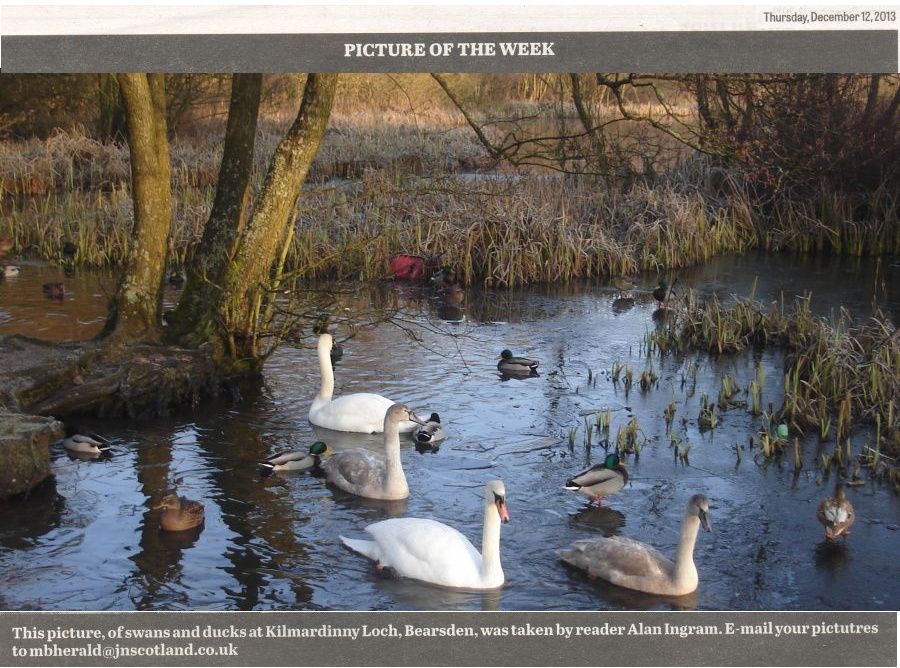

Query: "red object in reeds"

xmin=389 ymin=254 xmax=427 ymax=281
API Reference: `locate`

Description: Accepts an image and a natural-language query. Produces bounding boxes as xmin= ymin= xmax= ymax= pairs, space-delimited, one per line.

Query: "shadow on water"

xmin=0 ymin=252 xmax=898 ymax=610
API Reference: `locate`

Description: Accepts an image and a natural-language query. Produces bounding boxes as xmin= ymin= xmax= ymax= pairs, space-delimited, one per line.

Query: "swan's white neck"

xmin=672 ymin=513 xmax=700 ymax=588
xmin=382 ymin=419 xmax=408 ymax=497
xmin=315 ymin=338 xmax=334 ymax=404
xmin=480 ymin=502 xmax=503 ymax=585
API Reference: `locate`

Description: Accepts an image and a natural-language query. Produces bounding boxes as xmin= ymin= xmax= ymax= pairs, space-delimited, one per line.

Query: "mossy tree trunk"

xmin=103 ymin=73 xmax=172 ymax=343
xmin=167 ymin=74 xmax=263 ymax=346
xmin=215 ymin=73 xmax=338 ymax=369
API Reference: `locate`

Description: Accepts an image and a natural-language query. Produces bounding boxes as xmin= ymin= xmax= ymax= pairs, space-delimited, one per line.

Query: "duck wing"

xmin=364 ymin=518 xmax=483 ymax=587
xmin=263 ymin=450 xmax=306 ymax=466
xmin=566 ymin=464 xmax=620 ymax=489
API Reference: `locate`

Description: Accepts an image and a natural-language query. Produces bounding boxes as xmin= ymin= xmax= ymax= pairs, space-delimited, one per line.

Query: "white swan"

xmin=322 ymin=403 xmax=423 ymax=500
xmin=309 ymin=333 xmax=415 ymax=434
xmin=341 ymin=479 xmax=510 ymax=589
xmin=557 ymin=493 xmax=711 ymax=596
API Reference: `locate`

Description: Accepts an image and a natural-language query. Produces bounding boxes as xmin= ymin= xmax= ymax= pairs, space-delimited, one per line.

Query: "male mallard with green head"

xmin=653 ymin=279 xmax=670 ymax=307
xmin=498 ymin=349 xmax=539 ymax=375
xmin=565 ymin=452 xmax=628 ymax=504
xmin=258 ymin=441 xmax=331 ymax=474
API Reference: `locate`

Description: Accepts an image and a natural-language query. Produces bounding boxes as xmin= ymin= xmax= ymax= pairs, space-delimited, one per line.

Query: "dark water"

xmin=0 ymin=252 xmax=898 ymax=611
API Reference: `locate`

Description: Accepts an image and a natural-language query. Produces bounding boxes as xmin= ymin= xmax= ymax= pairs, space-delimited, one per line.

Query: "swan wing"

xmin=323 ymin=448 xmax=384 ymax=493
xmin=364 ymin=518 xmax=483 ymax=587
xmin=559 ymin=536 xmax=673 ymax=581
xmin=311 ymin=393 xmax=416 ymax=433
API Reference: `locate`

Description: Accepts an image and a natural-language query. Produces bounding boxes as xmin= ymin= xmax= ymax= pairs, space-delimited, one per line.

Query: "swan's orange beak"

xmin=496 ymin=497 xmax=510 ymax=524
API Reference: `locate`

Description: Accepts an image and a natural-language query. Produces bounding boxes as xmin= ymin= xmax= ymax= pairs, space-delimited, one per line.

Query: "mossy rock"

xmin=0 ymin=411 xmax=63 ymax=500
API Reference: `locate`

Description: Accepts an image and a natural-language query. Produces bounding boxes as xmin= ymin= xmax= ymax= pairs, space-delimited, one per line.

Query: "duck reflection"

xmin=814 ymin=539 xmax=852 ymax=575
xmin=569 ymin=505 xmax=626 ymax=536
xmin=611 ymin=297 xmax=635 ymax=314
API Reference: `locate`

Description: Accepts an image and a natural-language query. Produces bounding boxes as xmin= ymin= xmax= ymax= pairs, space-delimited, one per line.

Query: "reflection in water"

xmin=0 ymin=253 xmax=898 ymax=611
xmin=813 ymin=540 xmax=852 ymax=575
xmin=611 ymin=297 xmax=635 ymax=314
xmin=569 ymin=506 xmax=626 ymax=536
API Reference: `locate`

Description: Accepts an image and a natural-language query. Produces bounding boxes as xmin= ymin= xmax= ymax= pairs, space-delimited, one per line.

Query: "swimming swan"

xmin=309 ymin=333 xmax=415 ymax=434
xmin=557 ymin=493 xmax=711 ymax=596
xmin=341 ymin=479 xmax=510 ymax=589
xmin=322 ymin=403 xmax=424 ymax=500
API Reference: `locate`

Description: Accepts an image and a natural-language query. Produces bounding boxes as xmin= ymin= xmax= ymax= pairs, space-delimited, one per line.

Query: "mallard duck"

xmin=817 ymin=483 xmax=855 ymax=540
xmin=558 ymin=494 xmax=711 ymax=596
xmin=432 ymin=266 xmax=459 ymax=289
xmin=42 ymin=282 xmax=65 ymax=299
xmin=258 ymin=441 xmax=331 ymax=474
xmin=62 ymin=433 xmax=110 ymax=456
xmin=565 ymin=452 xmax=628 ymax=504
xmin=309 ymin=334 xmax=417 ymax=434
xmin=62 ymin=240 xmax=77 ymax=259
xmin=612 ymin=276 xmax=636 ymax=299
xmin=167 ymin=269 xmax=185 ymax=288
xmin=653 ymin=279 xmax=670 ymax=306
xmin=440 ymin=284 xmax=465 ymax=305
xmin=322 ymin=403 xmax=424 ymax=500
xmin=3 ymin=265 xmax=20 ymax=278
xmin=413 ymin=413 xmax=446 ymax=444
xmin=341 ymin=479 xmax=510 ymax=589
xmin=498 ymin=349 xmax=539 ymax=375
xmin=155 ymin=494 xmax=205 ymax=532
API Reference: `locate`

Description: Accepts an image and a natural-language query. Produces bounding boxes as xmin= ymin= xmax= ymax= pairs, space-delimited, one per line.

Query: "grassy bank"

xmin=1 ymin=120 xmax=897 ymax=287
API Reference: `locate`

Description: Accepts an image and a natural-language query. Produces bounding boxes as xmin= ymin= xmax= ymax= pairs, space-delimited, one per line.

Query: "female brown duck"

xmin=155 ymin=495 xmax=205 ymax=532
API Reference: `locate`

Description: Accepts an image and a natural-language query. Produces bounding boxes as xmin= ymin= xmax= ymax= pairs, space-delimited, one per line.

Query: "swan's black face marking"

xmin=493 ymin=492 xmax=510 ymax=524
xmin=698 ymin=508 xmax=711 ymax=532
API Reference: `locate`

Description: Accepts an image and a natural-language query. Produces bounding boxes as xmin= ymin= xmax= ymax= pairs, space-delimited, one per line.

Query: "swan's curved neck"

xmin=316 ymin=342 xmax=334 ymax=403
xmin=480 ymin=503 xmax=503 ymax=583
xmin=382 ymin=420 xmax=407 ymax=496
xmin=672 ymin=513 xmax=700 ymax=586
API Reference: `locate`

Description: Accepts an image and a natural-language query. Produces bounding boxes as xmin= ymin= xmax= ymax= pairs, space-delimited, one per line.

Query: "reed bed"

xmin=1 ymin=125 xmax=897 ymax=284
xmin=652 ymin=293 xmax=900 ymax=455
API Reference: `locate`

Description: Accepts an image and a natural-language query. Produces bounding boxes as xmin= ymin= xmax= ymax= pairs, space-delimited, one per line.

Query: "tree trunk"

xmin=217 ymin=73 xmax=338 ymax=368
xmin=103 ymin=73 xmax=172 ymax=343
xmin=167 ymin=74 xmax=264 ymax=346
xmin=96 ymin=74 xmax=126 ymax=141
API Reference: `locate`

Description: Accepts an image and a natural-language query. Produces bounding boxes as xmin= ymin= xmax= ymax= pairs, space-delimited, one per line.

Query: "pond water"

xmin=0 ymin=252 xmax=898 ymax=611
